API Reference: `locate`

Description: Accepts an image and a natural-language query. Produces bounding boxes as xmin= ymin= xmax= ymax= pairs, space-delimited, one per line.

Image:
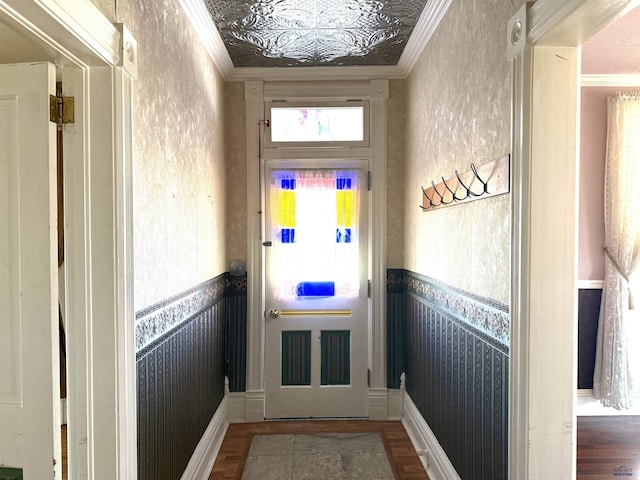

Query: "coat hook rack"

xmin=420 ymin=154 xmax=510 ymax=211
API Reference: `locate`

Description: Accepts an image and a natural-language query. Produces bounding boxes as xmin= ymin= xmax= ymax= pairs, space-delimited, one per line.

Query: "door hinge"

xmin=49 ymin=93 xmax=74 ymax=131
xmin=367 ymin=171 xmax=371 ymax=191
xmin=367 ymin=368 xmax=371 ymax=388
xmin=367 ymin=280 xmax=371 ymax=298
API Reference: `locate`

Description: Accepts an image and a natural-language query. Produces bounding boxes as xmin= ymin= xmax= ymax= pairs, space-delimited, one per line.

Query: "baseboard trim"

xmin=402 ymin=393 xmax=460 ymax=480
xmin=245 ymin=390 xmax=265 ymax=422
xmin=577 ymin=388 xmax=594 ymax=397
xmin=180 ymin=395 xmax=229 ymax=480
xmin=228 ymin=392 xmax=247 ymax=423
xmin=368 ymin=388 xmax=389 ymax=420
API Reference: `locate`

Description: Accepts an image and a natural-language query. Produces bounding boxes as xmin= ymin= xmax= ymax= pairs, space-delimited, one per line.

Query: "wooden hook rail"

xmin=420 ymin=154 xmax=510 ymax=211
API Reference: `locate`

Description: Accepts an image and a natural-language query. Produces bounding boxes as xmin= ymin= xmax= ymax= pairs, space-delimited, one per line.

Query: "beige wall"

xmin=224 ymin=82 xmax=248 ymax=266
xmin=403 ymin=0 xmax=519 ymax=304
xmin=387 ymin=80 xmax=407 ymax=268
xmin=111 ymin=0 xmax=228 ymax=310
xmin=89 ymin=0 xmax=519 ymax=308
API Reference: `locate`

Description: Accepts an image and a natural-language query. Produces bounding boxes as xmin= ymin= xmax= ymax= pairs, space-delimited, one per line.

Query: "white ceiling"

xmin=582 ymin=5 xmax=640 ymax=75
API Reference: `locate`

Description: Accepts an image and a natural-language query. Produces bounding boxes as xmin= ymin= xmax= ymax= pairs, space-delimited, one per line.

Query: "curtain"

xmin=269 ymin=169 xmax=361 ymax=300
xmin=593 ymin=93 xmax=640 ymax=409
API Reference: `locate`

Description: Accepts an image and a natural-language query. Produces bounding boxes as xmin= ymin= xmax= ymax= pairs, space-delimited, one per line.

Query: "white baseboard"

xmin=181 ymin=395 xmax=229 ymax=480
xmin=402 ymin=393 xmax=460 ymax=480
xmin=387 ymin=388 xmax=403 ymax=420
xmin=368 ymin=388 xmax=389 ymax=420
xmin=228 ymin=391 xmax=247 ymax=423
xmin=245 ymin=390 xmax=265 ymax=422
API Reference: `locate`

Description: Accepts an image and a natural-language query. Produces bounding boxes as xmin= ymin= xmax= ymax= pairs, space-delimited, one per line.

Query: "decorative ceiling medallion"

xmin=204 ymin=0 xmax=430 ymax=67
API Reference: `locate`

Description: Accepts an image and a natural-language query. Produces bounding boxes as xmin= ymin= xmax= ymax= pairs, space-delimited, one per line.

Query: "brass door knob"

xmin=269 ymin=309 xmax=280 ymax=318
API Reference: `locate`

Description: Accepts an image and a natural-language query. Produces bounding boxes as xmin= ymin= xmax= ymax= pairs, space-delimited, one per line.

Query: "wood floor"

xmin=209 ymin=420 xmax=430 ymax=480
xmin=59 ymin=415 xmax=640 ymax=479
xmin=62 ymin=424 xmax=67 ymax=480
xmin=577 ymin=416 xmax=640 ymax=479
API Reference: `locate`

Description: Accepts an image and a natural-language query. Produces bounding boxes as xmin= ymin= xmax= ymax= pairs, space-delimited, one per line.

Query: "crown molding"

xmin=396 ymin=0 xmax=453 ymax=76
xmin=581 ymin=73 xmax=640 ymax=86
xmin=226 ymin=64 xmax=406 ymax=82
xmin=179 ymin=0 xmax=451 ymax=81
xmin=176 ymin=0 xmax=234 ymax=77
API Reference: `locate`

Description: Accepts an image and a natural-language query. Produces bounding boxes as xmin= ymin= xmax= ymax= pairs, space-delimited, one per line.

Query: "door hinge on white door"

xmin=367 ymin=171 xmax=371 ymax=191
xmin=367 ymin=280 xmax=371 ymax=298
xmin=49 ymin=93 xmax=74 ymax=131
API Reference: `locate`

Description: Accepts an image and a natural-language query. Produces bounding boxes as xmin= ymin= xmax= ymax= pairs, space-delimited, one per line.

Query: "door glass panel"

xmin=269 ymin=169 xmax=361 ymax=301
xmin=321 ymin=330 xmax=351 ymax=385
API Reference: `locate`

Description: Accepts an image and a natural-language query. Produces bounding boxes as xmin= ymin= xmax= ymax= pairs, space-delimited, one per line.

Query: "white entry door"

xmin=264 ymin=161 xmax=369 ymax=418
xmin=0 ymin=62 xmax=61 ymax=478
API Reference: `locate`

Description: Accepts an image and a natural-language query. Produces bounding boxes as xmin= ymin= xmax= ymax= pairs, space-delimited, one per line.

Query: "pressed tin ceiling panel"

xmin=204 ymin=0 xmax=430 ymax=67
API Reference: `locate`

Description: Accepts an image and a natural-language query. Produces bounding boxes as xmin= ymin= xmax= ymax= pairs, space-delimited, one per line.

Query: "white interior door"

xmin=264 ymin=161 xmax=369 ymax=418
xmin=0 ymin=62 xmax=61 ymax=478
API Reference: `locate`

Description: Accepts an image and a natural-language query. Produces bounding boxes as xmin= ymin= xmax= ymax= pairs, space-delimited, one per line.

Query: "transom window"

xmin=266 ymin=101 xmax=369 ymax=147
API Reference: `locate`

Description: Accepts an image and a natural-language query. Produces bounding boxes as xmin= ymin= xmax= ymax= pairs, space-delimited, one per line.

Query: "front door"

xmin=0 ymin=62 xmax=61 ymax=477
xmin=264 ymin=162 xmax=369 ymax=418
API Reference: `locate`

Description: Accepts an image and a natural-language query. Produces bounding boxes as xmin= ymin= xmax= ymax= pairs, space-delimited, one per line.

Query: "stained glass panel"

xmin=270 ymin=106 xmax=364 ymax=142
xmin=269 ymin=169 xmax=361 ymax=300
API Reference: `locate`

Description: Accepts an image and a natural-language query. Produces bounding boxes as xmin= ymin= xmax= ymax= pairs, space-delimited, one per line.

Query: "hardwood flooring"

xmin=209 ymin=420 xmax=429 ymax=480
xmin=59 ymin=415 xmax=639 ymax=479
xmin=577 ymin=416 xmax=640 ymax=479
xmin=62 ymin=424 xmax=67 ymax=480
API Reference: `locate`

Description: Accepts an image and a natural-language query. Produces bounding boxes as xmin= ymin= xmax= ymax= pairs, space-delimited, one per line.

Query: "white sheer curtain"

xmin=269 ymin=169 xmax=361 ymax=300
xmin=593 ymin=93 xmax=640 ymax=409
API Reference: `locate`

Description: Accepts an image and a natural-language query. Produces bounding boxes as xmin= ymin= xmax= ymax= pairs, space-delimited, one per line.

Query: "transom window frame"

xmin=265 ymin=100 xmax=371 ymax=149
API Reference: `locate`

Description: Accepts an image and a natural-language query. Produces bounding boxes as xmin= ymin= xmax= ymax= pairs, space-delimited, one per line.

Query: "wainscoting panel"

xmin=578 ymin=288 xmax=602 ymax=389
xmin=387 ymin=269 xmax=405 ymax=389
xmin=136 ymin=276 xmax=227 ymax=480
xmin=402 ymin=271 xmax=509 ymax=480
xmin=226 ymin=274 xmax=247 ymax=392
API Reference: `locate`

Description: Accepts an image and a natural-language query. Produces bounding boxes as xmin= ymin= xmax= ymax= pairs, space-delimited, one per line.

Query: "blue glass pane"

xmin=296 ymin=282 xmax=335 ymax=298
xmin=336 ymin=177 xmax=352 ymax=190
xmin=281 ymin=178 xmax=296 ymax=190
xmin=281 ymin=228 xmax=296 ymax=243
xmin=336 ymin=227 xmax=351 ymax=243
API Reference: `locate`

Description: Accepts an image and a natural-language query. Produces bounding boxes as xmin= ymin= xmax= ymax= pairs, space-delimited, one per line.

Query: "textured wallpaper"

xmin=387 ymin=80 xmax=407 ymax=268
xmin=404 ymin=0 xmax=521 ymax=305
xmin=224 ymin=82 xmax=248 ymax=267
xmin=117 ymin=0 xmax=227 ymax=311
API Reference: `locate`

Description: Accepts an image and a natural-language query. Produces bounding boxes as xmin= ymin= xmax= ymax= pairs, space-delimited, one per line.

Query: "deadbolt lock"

xmin=269 ymin=309 xmax=280 ymax=318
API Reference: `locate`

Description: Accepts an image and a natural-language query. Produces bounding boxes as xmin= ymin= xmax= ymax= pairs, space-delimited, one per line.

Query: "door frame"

xmin=0 ymin=1 xmax=137 ymax=478
xmin=243 ymin=79 xmax=389 ymax=421
xmin=508 ymin=0 xmax=640 ymax=478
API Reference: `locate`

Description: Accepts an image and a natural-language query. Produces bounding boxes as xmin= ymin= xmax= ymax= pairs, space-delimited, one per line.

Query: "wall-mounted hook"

xmin=442 ymin=176 xmax=463 ymax=202
xmin=419 ymin=155 xmax=510 ymax=212
xmin=421 ymin=186 xmax=437 ymax=209
xmin=431 ymin=180 xmax=454 ymax=205
xmin=469 ymin=162 xmax=489 ymax=195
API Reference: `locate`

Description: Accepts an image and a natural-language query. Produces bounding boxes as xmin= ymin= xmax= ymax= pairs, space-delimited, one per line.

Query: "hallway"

xmin=209 ymin=421 xmax=429 ymax=480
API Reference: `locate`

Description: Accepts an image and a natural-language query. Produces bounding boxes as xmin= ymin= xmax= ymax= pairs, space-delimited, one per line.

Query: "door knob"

xmin=269 ymin=309 xmax=280 ymax=318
